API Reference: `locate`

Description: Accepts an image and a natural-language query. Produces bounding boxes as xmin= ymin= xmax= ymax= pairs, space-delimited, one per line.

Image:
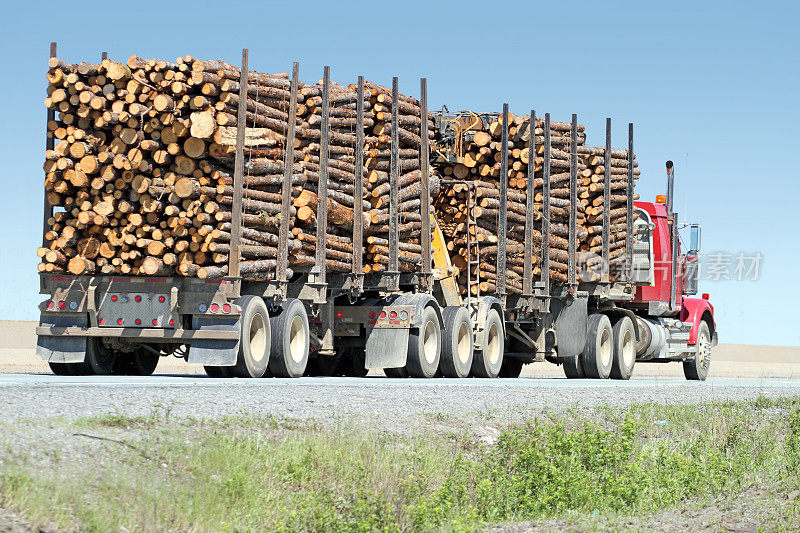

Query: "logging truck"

xmin=36 ymin=48 xmax=717 ymax=380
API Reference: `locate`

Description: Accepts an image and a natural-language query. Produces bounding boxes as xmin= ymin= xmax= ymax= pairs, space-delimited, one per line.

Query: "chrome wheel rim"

xmin=456 ymin=321 xmax=471 ymax=365
xmin=289 ymin=315 xmax=306 ymax=364
xmin=697 ymin=331 xmax=711 ymax=372
xmin=622 ymin=329 xmax=635 ymax=368
xmin=423 ymin=320 xmax=438 ymax=365
xmin=249 ymin=313 xmax=267 ymax=363
xmin=600 ymin=328 xmax=612 ymax=368
xmin=487 ymin=322 xmax=501 ymax=365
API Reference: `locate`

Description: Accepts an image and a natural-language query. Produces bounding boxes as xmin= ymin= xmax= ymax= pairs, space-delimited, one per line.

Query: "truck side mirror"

xmin=689 ymin=224 xmax=701 ymax=253
xmin=684 ymin=253 xmax=699 ymax=296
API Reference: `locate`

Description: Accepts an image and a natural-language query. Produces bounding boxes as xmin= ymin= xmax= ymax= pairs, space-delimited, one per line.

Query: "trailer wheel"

xmin=229 ymin=295 xmax=270 ymax=378
xmin=562 ymin=355 xmax=585 ymax=378
xmin=304 ymin=354 xmax=340 ymax=377
xmin=499 ymin=359 xmax=524 ymax=378
xmin=384 ymin=366 xmax=409 ymax=378
xmin=48 ymin=362 xmax=76 ymax=376
xmin=471 ymin=308 xmax=504 ymax=378
xmin=406 ymin=306 xmax=441 ymax=378
xmin=610 ymin=316 xmax=636 ymax=380
xmin=339 ymin=346 xmax=368 ymax=377
xmin=129 ymin=348 xmax=160 ymax=376
xmin=581 ymin=314 xmax=614 ymax=379
xmin=581 ymin=314 xmax=613 ymax=379
xmin=204 ymin=366 xmax=227 ymax=378
xmin=86 ymin=338 xmax=116 ymax=375
xmin=269 ymin=298 xmax=309 ymax=378
xmin=113 ymin=348 xmax=160 ymax=376
xmin=684 ymin=321 xmax=711 ymax=381
xmin=440 ymin=306 xmax=473 ymax=378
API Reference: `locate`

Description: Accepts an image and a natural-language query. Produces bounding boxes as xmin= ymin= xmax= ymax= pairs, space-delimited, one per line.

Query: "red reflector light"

xmin=389 ymin=311 xmax=397 ymax=319
xmin=134 ymin=295 xmax=142 ymax=302
xmin=152 ymin=319 xmax=158 ymax=326
xmin=111 ymin=295 xmax=118 ymax=302
xmin=46 ymin=300 xmax=55 ymax=310
xmin=158 ymin=296 xmax=166 ymax=303
xmin=222 ymin=303 xmax=231 ymax=313
xmin=369 ymin=311 xmax=376 ymax=319
xmin=336 ymin=311 xmax=343 ymax=318
xmin=135 ymin=319 xmax=141 ymax=325
xmin=379 ymin=311 xmax=387 ymax=319
xmin=702 ymin=293 xmax=709 ymax=300
xmin=169 ymin=319 xmax=175 ymax=326
xmin=210 ymin=303 xmax=219 ymax=313
xmin=117 ymin=318 xmax=124 ymax=325
xmin=99 ymin=318 xmax=105 ymax=325
xmin=58 ymin=300 xmax=66 ymax=310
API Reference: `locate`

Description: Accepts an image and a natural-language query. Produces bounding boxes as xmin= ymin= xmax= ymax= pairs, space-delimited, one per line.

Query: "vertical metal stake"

xmin=496 ymin=104 xmax=509 ymax=302
xmin=568 ymin=114 xmax=578 ymax=286
xmin=388 ymin=77 xmax=400 ymax=290
xmin=626 ymin=123 xmax=635 ymax=283
xmin=228 ymin=48 xmax=249 ymax=279
xmin=602 ymin=118 xmax=611 ymax=283
xmin=42 ymin=42 xmax=57 ymax=249
xmin=542 ymin=114 xmax=552 ymax=297
xmin=522 ymin=110 xmax=536 ymax=297
xmin=352 ymin=77 xmax=365 ymax=281
xmin=314 ymin=66 xmax=331 ymax=287
xmin=277 ymin=63 xmax=299 ymax=285
xmin=419 ymin=78 xmax=432 ymax=286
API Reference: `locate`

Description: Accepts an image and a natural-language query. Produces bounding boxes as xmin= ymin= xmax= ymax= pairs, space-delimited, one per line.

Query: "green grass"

xmin=1 ymin=397 xmax=800 ymax=531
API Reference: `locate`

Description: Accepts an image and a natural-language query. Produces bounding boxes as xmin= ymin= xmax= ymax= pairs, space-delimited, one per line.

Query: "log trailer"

xmin=36 ymin=48 xmax=717 ymax=380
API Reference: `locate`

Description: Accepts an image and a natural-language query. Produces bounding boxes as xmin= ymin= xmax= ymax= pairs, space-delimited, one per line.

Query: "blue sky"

xmin=0 ymin=0 xmax=796 ymax=346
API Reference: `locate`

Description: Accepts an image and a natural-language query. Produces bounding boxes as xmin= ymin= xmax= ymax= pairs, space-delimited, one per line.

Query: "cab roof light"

xmin=655 ymin=195 xmax=667 ymax=204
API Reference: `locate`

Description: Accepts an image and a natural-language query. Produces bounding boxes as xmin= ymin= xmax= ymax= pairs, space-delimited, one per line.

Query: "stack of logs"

xmin=38 ymin=54 xmax=435 ymax=279
xmin=432 ymin=113 xmax=638 ymax=296
xmin=576 ymin=147 xmax=640 ymax=280
xmin=360 ymin=83 xmax=437 ymax=273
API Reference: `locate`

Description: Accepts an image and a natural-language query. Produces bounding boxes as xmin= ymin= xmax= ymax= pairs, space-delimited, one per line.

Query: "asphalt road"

xmin=2 ymin=374 xmax=798 ymax=427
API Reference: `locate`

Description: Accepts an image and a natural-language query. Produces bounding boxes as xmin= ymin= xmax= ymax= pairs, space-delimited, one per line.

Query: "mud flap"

xmin=551 ymin=296 xmax=588 ymax=358
xmin=36 ymin=314 xmax=88 ymax=363
xmin=188 ymin=316 xmax=239 ymax=366
xmin=365 ymin=327 xmax=409 ymax=369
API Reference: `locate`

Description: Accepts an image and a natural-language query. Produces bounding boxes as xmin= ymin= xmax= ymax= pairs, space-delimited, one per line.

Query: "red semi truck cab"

xmin=619 ymin=162 xmax=717 ymax=379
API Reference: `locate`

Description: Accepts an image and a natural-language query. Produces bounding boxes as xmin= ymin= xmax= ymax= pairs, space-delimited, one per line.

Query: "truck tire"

xmin=683 ymin=321 xmax=711 ymax=381
xmin=471 ymin=308 xmax=504 ymax=378
xmin=581 ymin=314 xmax=613 ymax=379
xmin=406 ymin=306 xmax=441 ymax=378
xmin=129 ymin=348 xmax=160 ymax=376
xmin=204 ymin=366 xmax=227 ymax=378
xmin=610 ymin=316 xmax=636 ymax=380
xmin=339 ymin=346 xmax=368 ymax=377
xmin=304 ymin=354 xmax=339 ymax=377
xmin=113 ymin=348 xmax=160 ymax=376
xmin=269 ymin=298 xmax=309 ymax=378
xmin=499 ymin=359 xmax=524 ymax=378
xmin=48 ymin=362 xmax=77 ymax=376
xmin=86 ymin=338 xmax=116 ymax=375
xmin=230 ymin=295 xmax=270 ymax=378
xmin=562 ymin=355 xmax=585 ymax=379
xmin=440 ymin=306 xmax=473 ymax=378
xmin=384 ymin=367 xmax=409 ymax=378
